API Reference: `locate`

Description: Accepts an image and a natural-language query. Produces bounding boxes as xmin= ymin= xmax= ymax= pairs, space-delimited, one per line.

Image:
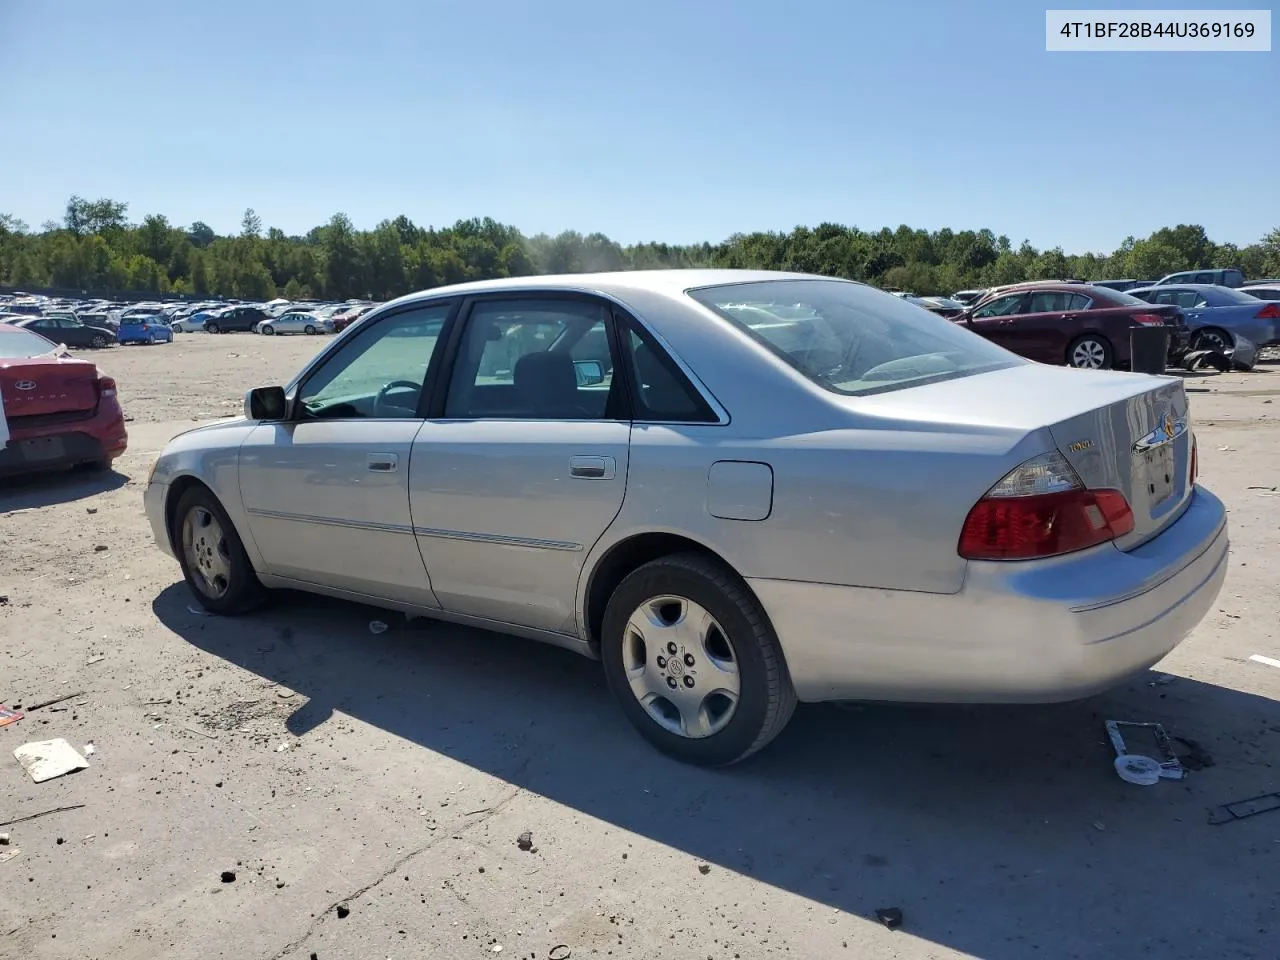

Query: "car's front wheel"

xmin=1067 ymin=334 xmax=1112 ymax=369
xmin=261 ymin=325 xmax=275 ymax=335
xmin=173 ymin=486 xmax=267 ymax=615
xmin=601 ymin=553 xmax=796 ymax=766
xmin=304 ymin=324 xmax=316 ymax=335
xmin=1191 ymin=327 xmax=1232 ymax=353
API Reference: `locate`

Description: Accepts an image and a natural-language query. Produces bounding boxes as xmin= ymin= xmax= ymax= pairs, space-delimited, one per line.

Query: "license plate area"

xmin=1142 ymin=444 xmax=1175 ymax=506
xmin=20 ymin=436 xmax=67 ymax=462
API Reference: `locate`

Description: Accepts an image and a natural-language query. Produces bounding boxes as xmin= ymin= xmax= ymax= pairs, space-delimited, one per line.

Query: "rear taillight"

xmin=1190 ymin=434 xmax=1198 ymax=485
xmin=1256 ymin=303 xmax=1280 ymax=320
xmin=97 ymin=376 xmax=117 ymax=398
xmin=1132 ymin=313 xmax=1166 ymax=326
xmin=958 ymin=451 xmax=1134 ymax=561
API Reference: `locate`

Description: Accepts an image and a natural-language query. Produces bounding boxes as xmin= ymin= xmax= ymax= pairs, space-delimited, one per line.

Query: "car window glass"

xmin=297 ymin=303 xmax=449 ymax=420
xmin=1193 ymin=273 xmax=1215 ymax=284
xmin=624 ymin=323 xmax=714 ymax=421
xmin=1028 ymin=292 xmax=1073 ymax=313
xmin=444 ymin=298 xmax=617 ymax=420
xmin=1067 ymin=293 xmax=1092 ymax=310
xmin=1193 ymin=296 xmax=1208 ymax=308
xmin=972 ymin=294 xmax=1023 ymax=318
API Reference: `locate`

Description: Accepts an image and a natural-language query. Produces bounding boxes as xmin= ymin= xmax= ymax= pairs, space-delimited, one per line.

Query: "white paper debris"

xmin=1249 ymin=654 xmax=1280 ymax=669
xmin=13 ymin=738 xmax=90 ymax=783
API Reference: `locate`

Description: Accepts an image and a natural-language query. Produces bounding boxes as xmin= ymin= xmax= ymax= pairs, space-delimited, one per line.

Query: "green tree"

xmin=283 ymin=276 xmax=303 ymax=299
xmin=241 ymin=208 xmax=263 ymax=239
xmin=187 ymin=221 xmax=216 ymax=248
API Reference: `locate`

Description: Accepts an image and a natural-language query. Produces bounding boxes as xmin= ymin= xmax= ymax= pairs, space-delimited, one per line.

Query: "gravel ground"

xmin=1 ymin=334 xmax=1278 ymax=960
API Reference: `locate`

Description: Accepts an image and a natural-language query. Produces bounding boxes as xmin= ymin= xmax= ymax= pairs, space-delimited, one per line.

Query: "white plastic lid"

xmin=1115 ymin=754 xmax=1162 ymax=785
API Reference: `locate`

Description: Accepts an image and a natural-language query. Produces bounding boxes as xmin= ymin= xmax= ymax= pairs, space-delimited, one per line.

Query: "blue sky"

xmin=1 ymin=0 xmax=1275 ymax=252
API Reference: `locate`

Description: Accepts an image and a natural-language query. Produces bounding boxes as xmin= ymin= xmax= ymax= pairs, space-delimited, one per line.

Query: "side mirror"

xmin=246 ymin=385 xmax=288 ymax=421
xmin=573 ymin=359 xmax=606 ymax=386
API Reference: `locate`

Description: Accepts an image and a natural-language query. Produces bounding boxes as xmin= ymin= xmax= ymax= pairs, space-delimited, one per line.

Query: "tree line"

xmin=2 ymin=197 xmax=1278 ymax=302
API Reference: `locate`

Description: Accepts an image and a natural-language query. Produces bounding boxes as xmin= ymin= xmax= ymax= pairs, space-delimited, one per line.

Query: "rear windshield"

xmin=1213 ymin=286 xmax=1267 ymax=304
xmin=688 ymin=279 xmax=1022 ymax=397
xmin=0 ymin=329 xmax=57 ymax=358
xmin=1086 ymin=286 xmax=1145 ymax=306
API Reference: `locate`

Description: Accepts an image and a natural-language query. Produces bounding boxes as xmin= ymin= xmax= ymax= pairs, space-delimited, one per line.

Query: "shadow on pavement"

xmin=154 ymin=584 xmax=1280 ymax=960
xmin=0 ymin=465 xmax=129 ymax=508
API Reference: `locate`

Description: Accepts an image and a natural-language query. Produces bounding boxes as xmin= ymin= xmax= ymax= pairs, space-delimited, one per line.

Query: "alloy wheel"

xmin=1071 ymin=338 xmax=1107 ymax=369
xmin=182 ymin=506 xmax=232 ymax=599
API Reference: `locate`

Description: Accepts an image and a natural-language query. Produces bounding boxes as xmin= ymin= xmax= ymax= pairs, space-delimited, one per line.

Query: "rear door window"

xmin=971 ymin=294 xmax=1026 ymax=318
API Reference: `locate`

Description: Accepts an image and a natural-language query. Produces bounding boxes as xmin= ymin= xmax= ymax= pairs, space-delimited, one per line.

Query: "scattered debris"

xmin=0 ymin=848 xmax=20 ymax=864
xmin=1218 ymin=445 xmax=1234 ymax=452
xmin=491 ymin=946 xmax=503 ymax=954
xmin=0 ymin=595 xmax=8 ymax=605
xmin=1114 ymin=755 xmax=1162 ymax=786
xmin=85 ymin=656 xmax=105 ymax=666
xmin=1148 ymin=673 xmax=1178 ymax=687
xmin=1249 ymin=654 xmax=1280 ymax=670
xmin=1092 ymin=821 xmax=1106 ymax=831
xmin=1208 ymin=790 xmax=1280 ymax=825
xmin=13 ymin=739 xmax=90 ymax=783
xmin=178 ymin=723 xmax=217 ymax=741
xmin=516 ymin=830 xmax=534 ymax=852
xmin=462 ymin=807 xmax=493 ymax=817
xmin=874 ymin=907 xmax=904 ymax=930
xmin=93 ymin=545 xmax=108 ymax=553
xmin=26 ymin=691 xmax=86 ymax=712
xmin=1105 ymin=720 xmax=1185 ymax=781
xmin=0 ymin=805 xmax=87 ymax=828
xmin=0 ymin=706 xmax=22 ymax=727
xmin=335 ymin=904 xmax=350 ymax=919
xmin=1246 ymin=485 xmax=1277 ymax=491
xmin=187 ymin=605 xmax=211 ymax=617
xmin=275 ymin=688 xmax=296 ymax=699
xmin=368 ymin=620 xmax=388 ymax=635
xmin=83 ymin=743 xmax=96 ymax=757
xmin=86 ymin=507 xmax=97 ymax=514
xmin=221 ymin=870 xmax=236 ymax=883
xmin=548 ymin=947 xmax=571 ymax=960
xmin=697 ymin=863 xmax=711 ymax=875
xmin=0 ymin=834 xmax=8 ymax=845
xmin=275 ymin=742 xmax=290 ymax=753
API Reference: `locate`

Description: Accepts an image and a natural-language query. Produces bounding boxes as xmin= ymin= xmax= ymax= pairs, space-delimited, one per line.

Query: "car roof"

xmin=384 ymin=269 xmax=842 ymax=308
xmin=1130 ymin=283 xmax=1223 ymax=292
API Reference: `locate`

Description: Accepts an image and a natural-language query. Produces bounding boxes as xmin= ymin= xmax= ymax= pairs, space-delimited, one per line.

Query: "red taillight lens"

xmin=958 ymin=451 xmax=1134 ymax=561
xmin=1256 ymin=303 xmax=1280 ymax=320
xmin=97 ymin=376 xmax=117 ymax=398
xmin=1190 ymin=435 xmax=1198 ymax=485
xmin=1132 ymin=313 xmax=1166 ymax=326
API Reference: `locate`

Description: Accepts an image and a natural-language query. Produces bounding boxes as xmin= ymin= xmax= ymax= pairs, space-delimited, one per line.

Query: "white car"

xmin=256 ymin=313 xmax=331 ymax=336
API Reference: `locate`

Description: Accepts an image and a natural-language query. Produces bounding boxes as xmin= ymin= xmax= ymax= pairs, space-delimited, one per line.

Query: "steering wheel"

xmin=374 ymin=380 xmax=422 ymax=417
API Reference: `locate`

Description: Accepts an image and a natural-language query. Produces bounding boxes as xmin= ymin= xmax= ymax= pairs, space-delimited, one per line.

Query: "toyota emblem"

xmin=13 ymin=380 xmax=37 ymax=391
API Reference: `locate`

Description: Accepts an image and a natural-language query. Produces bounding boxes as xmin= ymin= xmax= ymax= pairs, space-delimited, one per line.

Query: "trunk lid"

xmin=845 ymin=364 xmax=1193 ymax=550
xmin=0 ymin=356 xmax=101 ymax=418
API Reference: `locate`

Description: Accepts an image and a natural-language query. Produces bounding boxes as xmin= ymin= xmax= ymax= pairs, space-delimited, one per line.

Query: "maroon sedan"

xmin=956 ymin=282 xmax=1188 ymax=369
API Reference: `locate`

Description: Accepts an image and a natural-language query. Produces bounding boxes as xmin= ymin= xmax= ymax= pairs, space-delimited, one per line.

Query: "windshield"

xmin=689 ymin=279 xmax=1023 ymax=397
xmin=0 ymin=328 xmax=58 ymax=358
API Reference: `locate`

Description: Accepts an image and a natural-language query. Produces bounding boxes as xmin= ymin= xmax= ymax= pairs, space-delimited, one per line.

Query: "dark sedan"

xmin=956 ymin=283 xmax=1187 ymax=370
xmin=204 ymin=306 xmax=269 ymax=333
xmin=15 ymin=315 xmax=117 ymax=349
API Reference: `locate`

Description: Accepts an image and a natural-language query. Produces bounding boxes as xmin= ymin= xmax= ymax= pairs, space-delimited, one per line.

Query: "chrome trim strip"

xmin=412 ymin=526 xmax=581 ymax=551
xmin=245 ymin=507 xmax=415 ymax=536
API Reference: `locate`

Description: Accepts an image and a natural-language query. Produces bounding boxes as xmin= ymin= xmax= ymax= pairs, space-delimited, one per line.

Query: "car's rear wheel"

xmin=90 ymin=334 xmax=108 ymax=348
xmin=600 ymin=552 xmax=796 ymax=766
xmin=304 ymin=324 xmax=316 ymax=335
xmin=1067 ymin=334 xmax=1112 ymax=369
xmin=1191 ymin=328 xmax=1232 ymax=352
xmin=174 ymin=486 xmax=266 ymax=615
xmin=146 ymin=333 xmax=157 ymax=345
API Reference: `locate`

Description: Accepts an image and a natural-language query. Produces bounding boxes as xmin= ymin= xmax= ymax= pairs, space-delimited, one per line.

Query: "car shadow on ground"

xmin=0 ymin=466 xmax=129 ymax=508
xmin=154 ymin=585 xmax=1279 ymax=960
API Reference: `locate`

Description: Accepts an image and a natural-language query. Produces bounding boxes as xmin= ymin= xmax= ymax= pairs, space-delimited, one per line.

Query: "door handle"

xmin=569 ymin=455 xmax=615 ymax=479
xmin=367 ymin=453 xmax=399 ymax=473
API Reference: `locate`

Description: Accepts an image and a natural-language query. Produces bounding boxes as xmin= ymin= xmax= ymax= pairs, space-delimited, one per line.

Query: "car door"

xmin=1004 ymin=290 xmax=1083 ymax=362
xmin=964 ymin=293 xmax=1028 ymax=352
xmin=409 ymin=294 xmax=631 ymax=634
xmin=237 ymin=301 xmax=454 ymax=605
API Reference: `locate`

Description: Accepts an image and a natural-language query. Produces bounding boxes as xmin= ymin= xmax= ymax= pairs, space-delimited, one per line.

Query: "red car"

xmin=957 ymin=282 xmax=1189 ymax=370
xmin=331 ymin=304 xmax=374 ymax=332
xmin=0 ymin=324 xmax=128 ymax=476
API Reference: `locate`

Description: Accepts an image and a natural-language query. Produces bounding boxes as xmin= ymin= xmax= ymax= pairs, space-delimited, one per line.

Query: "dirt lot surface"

xmin=2 ymin=334 xmax=1278 ymax=960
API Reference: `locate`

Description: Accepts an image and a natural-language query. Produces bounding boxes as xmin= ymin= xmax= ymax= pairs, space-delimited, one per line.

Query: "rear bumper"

xmin=0 ymin=401 xmax=128 ymax=477
xmin=750 ymin=486 xmax=1228 ymax=703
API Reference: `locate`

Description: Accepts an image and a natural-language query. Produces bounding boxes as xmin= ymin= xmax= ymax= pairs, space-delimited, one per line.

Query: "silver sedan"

xmin=144 ymin=270 xmax=1228 ymax=765
xmin=256 ymin=313 xmax=332 ymax=336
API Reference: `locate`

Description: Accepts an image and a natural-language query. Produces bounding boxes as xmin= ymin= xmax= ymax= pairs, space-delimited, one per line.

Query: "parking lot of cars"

xmin=2 ymin=273 xmax=1279 ymax=959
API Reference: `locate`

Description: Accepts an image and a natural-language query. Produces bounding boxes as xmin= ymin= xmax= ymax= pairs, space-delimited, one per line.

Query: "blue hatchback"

xmin=117 ymin=315 xmax=175 ymax=345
